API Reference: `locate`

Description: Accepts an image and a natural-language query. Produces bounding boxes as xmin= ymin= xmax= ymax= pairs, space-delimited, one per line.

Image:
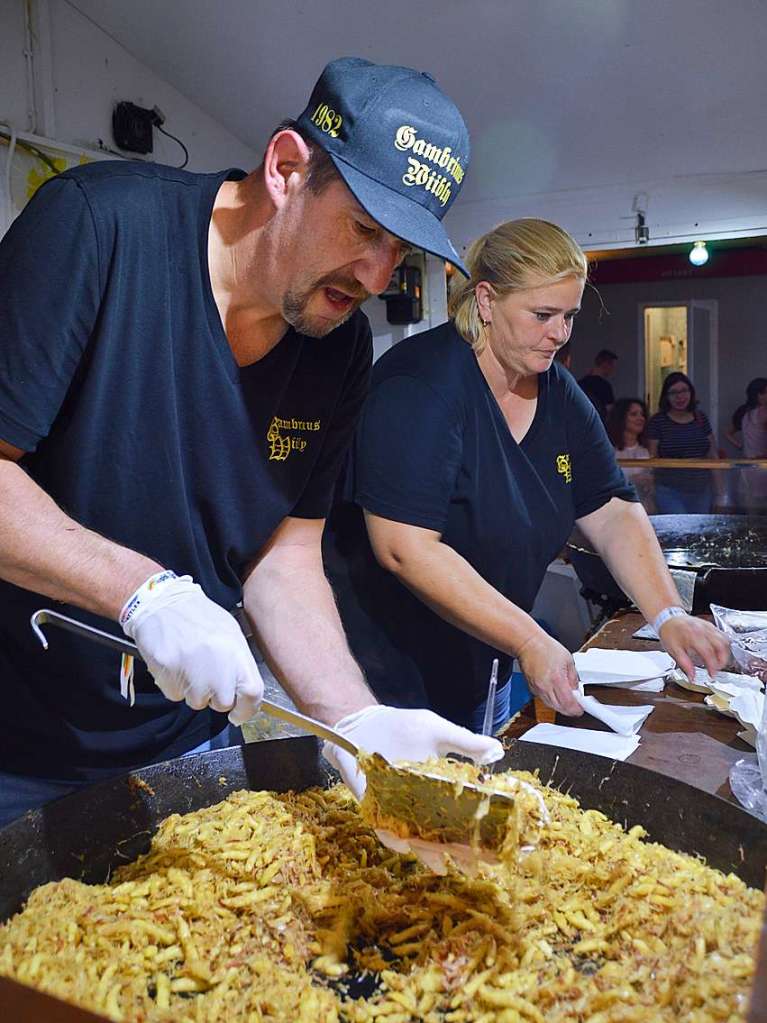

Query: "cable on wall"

xmin=155 ymin=123 xmax=189 ymax=169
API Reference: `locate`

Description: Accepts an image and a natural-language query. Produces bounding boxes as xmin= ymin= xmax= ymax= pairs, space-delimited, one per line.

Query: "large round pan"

xmin=1 ymin=736 xmax=765 ymax=923
xmin=568 ymin=513 xmax=767 ymax=612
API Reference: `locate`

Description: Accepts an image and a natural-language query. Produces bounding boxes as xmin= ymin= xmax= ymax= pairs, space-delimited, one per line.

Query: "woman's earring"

xmin=481 ymin=318 xmax=490 ymax=327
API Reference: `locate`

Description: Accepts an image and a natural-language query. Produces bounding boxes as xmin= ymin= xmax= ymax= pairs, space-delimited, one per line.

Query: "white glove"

xmin=121 ymin=573 xmax=263 ymax=726
xmin=322 ymin=704 xmax=504 ymax=802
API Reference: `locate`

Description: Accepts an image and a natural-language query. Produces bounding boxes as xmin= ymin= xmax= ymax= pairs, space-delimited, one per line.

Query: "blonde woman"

xmin=324 ymin=220 xmax=729 ymax=729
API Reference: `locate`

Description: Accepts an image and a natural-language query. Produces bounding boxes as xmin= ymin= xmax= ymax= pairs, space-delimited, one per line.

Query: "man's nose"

xmin=354 ymin=240 xmax=404 ymax=295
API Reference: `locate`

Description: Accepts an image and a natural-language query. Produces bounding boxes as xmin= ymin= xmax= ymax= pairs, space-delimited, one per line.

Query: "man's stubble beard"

xmin=282 ymin=273 xmax=369 ymax=339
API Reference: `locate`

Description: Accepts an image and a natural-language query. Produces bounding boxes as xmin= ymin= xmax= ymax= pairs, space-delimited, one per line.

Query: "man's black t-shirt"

xmin=324 ymin=323 xmax=634 ymax=725
xmin=0 ymin=162 xmax=371 ymax=780
xmin=577 ymin=374 xmax=614 ymax=422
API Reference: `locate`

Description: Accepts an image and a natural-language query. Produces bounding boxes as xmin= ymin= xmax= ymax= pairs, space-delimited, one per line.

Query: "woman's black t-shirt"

xmin=324 ymin=322 xmax=635 ymax=724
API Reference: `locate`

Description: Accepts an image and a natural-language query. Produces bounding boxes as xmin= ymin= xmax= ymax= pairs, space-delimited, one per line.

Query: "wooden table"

xmin=503 ymin=610 xmax=753 ymax=804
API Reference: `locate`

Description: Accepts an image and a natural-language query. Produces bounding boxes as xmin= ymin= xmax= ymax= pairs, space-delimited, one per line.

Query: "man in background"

xmin=578 ymin=348 xmax=618 ymax=421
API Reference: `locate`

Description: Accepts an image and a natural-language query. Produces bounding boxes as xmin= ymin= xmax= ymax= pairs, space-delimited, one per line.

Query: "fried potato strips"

xmin=0 ymin=770 xmax=762 ymax=1022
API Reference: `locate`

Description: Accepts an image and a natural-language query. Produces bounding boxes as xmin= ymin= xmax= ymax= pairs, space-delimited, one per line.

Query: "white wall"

xmin=0 ymin=2 xmax=29 ymax=131
xmin=0 ymin=0 xmax=258 ymax=232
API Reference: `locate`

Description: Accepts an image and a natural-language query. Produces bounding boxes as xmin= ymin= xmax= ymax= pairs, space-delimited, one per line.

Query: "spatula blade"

xmin=359 ymin=752 xmax=517 ymax=852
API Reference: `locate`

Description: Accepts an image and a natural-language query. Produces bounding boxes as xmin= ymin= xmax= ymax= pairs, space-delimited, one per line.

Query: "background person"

xmin=554 ymin=339 xmax=572 ymax=370
xmin=724 ymin=412 xmax=744 ymax=451
xmin=607 ymin=397 xmax=654 ymax=512
xmin=646 ymin=371 xmax=718 ymax=514
xmin=724 ymin=378 xmax=767 ymax=450
xmin=734 ymin=377 xmax=767 ymax=511
xmin=577 ymin=348 xmax=618 ymax=422
xmin=0 ymin=57 xmax=501 ymax=828
xmin=324 ymin=219 xmax=730 ymax=731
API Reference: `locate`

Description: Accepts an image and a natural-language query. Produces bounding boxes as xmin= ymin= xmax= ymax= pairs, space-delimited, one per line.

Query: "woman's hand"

xmin=517 ymin=631 xmax=583 ymax=716
xmin=657 ymin=614 xmax=731 ymax=682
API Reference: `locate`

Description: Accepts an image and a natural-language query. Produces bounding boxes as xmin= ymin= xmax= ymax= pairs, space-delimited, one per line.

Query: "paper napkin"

xmin=519 ymin=724 xmax=640 ymax=761
xmin=574 ymin=649 xmax=673 ymax=689
xmin=573 ymin=688 xmax=654 ymax=736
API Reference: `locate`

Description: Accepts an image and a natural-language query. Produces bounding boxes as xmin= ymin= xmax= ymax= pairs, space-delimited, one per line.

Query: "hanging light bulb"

xmin=689 ymin=240 xmax=709 ymax=266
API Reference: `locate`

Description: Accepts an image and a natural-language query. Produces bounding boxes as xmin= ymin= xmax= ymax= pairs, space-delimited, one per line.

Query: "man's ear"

xmin=263 ymin=130 xmax=312 ymax=208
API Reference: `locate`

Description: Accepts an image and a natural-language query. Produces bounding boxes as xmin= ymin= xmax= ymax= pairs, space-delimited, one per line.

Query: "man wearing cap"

xmin=0 ymin=57 xmax=500 ymax=826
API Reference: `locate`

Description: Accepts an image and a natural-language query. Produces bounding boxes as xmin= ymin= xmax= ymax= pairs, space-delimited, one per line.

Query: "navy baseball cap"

xmin=296 ymin=57 xmax=470 ymax=275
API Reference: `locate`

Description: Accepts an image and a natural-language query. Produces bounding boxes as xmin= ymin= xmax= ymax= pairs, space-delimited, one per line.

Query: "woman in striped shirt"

xmin=646 ymin=372 xmax=718 ymax=514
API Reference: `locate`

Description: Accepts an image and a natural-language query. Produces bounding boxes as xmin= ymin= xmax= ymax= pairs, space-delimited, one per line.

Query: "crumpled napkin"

xmin=708 ymin=677 xmax=763 ymax=700
xmin=730 ymin=689 xmax=764 ymax=732
xmin=700 ymin=675 xmax=765 ymax=749
xmin=705 ymin=687 xmax=763 ymax=748
xmin=704 ymin=676 xmax=763 ymax=714
xmin=520 ymin=723 xmax=640 ymax=761
xmin=573 ymin=684 xmax=654 ymax=736
xmin=574 ymin=649 xmax=674 ymax=692
xmin=737 ymin=726 xmax=758 ymax=747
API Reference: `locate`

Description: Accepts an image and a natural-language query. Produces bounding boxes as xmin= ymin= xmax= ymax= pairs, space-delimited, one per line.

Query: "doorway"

xmin=639 ymin=301 xmax=718 ymax=426
xmin=643 ymin=306 xmax=687 ymax=414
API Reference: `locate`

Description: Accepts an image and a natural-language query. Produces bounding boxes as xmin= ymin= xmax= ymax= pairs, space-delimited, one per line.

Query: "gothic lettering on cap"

xmin=401 ymin=159 xmax=452 ymax=207
xmin=394 ymin=125 xmax=465 ymax=184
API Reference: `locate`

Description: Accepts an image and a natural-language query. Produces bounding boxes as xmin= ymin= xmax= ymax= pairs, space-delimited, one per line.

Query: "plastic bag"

xmin=713 ymin=605 xmax=767 ymax=820
xmin=710 ymin=605 xmax=767 ymax=684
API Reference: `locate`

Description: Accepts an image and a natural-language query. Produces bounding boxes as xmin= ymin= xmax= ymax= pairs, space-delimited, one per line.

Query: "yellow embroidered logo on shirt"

xmin=267 ymin=416 xmax=321 ymax=462
xmin=556 ymin=453 xmax=572 ymax=484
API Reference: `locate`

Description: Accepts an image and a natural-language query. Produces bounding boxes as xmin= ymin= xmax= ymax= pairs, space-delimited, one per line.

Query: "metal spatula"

xmin=30 ymin=608 xmax=518 ymax=852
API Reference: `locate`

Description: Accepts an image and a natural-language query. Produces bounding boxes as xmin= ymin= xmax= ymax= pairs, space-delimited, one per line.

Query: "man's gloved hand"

xmin=322 ymin=704 xmax=504 ymax=802
xmin=121 ymin=573 xmax=263 ymax=726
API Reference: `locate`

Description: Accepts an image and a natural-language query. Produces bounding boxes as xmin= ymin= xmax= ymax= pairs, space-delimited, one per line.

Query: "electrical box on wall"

xmin=380 ymin=254 xmax=424 ymax=325
xmin=112 ymin=101 xmax=156 ymax=154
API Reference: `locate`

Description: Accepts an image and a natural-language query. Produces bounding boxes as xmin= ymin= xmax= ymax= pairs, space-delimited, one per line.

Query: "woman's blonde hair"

xmin=448 ymin=218 xmax=588 ymax=354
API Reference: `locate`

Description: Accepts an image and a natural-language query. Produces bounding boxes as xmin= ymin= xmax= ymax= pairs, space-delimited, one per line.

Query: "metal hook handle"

xmin=31 ymin=608 xmax=139 ymax=657
xmin=29 ymin=608 xmax=358 ymax=756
